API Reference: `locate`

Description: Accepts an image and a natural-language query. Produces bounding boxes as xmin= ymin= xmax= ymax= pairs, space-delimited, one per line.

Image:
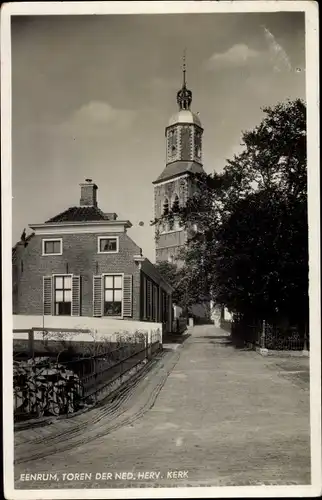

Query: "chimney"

xmin=80 ymin=179 xmax=98 ymax=207
xmin=104 ymin=212 xmax=118 ymax=221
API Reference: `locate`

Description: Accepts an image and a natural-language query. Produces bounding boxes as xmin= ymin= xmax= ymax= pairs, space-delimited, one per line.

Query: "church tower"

xmin=153 ymin=53 xmax=205 ymax=264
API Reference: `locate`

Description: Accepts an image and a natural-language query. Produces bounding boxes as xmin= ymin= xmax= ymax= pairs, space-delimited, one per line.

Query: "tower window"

xmin=171 ymin=131 xmax=176 ymax=150
xmin=172 ymin=194 xmax=180 ymax=213
xmin=163 ymin=198 xmax=169 ymax=215
xmin=168 ymin=129 xmax=177 ymax=158
xmin=194 ymin=130 xmax=202 ymax=159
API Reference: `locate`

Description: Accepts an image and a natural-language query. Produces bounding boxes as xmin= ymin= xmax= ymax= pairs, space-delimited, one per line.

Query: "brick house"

xmin=12 ymin=181 xmax=173 ymax=331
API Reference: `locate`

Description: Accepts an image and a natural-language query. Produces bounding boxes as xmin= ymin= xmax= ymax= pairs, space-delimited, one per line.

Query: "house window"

xmin=104 ymin=275 xmax=123 ymax=316
xmin=142 ymin=276 xmax=147 ymax=319
xmin=160 ymin=290 xmax=169 ymax=324
xmin=141 ymin=273 xmax=160 ymax=322
xmin=153 ymin=284 xmax=159 ymax=321
xmin=42 ymin=239 xmax=62 ymax=256
xmin=98 ymin=237 xmax=119 ymax=254
xmin=54 ymin=275 xmax=72 ymax=316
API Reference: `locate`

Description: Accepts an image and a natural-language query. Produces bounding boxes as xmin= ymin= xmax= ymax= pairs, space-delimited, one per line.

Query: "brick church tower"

xmin=153 ymin=55 xmax=205 ymax=264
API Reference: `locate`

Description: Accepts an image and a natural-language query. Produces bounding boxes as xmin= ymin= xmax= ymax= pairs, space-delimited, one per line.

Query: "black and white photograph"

xmin=1 ymin=1 xmax=321 ymax=498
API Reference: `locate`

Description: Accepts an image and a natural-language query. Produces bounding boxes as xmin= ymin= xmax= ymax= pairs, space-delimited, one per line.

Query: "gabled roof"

xmin=153 ymin=161 xmax=204 ymax=184
xmin=45 ymin=206 xmax=112 ymax=223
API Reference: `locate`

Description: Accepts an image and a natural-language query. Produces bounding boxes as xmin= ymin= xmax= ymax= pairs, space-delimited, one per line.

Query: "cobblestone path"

xmin=14 ymin=325 xmax=310 ymax=489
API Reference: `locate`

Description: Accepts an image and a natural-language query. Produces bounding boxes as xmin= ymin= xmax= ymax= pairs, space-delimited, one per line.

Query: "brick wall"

xmin=180 ymin=125 xmax=193 ymax=160
xmin=13 ymin=231 xmax=142 ymax=320
xmin=154 ymin=174 xmax=200 ymax=264
xmin=154 ymin=177 xmax=189 ymax=220
xmin=154 ymin=176 xmax=189 ymax=263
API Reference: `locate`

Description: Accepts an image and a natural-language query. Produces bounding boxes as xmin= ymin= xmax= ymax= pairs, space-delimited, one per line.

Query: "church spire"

xmin=176 ymin=49 xmax=192 ymax=111
xmin=182 ymin=48 xmax=186 ymax=87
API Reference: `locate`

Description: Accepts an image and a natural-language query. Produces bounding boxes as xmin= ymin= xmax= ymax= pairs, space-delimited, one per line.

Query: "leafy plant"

xmin=14 ymin=357 xmax=82 ymax=418
xmin=153 ymin=99 xmax=308 ymax=332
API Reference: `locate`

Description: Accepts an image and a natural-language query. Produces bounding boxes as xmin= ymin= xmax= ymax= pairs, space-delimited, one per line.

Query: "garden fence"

xmin=230 ymin=319 xmax=309 ymax=351
xmin=13 ymin=330 xmax=161 ymax=421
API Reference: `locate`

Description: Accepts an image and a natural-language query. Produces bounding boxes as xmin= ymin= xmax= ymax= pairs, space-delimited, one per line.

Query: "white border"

xmin=42 ymin=238 xmax=63 ymax=256
xmin=1 ymin=1 xmax=320 ymax=499
xmin=97 ymin=236 xmax=119 ymax=254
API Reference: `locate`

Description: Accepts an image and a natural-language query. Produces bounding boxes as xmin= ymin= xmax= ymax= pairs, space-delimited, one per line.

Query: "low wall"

xmin=13 ymin=315 xmax=163 ymax=344
xmin=256 ymin=347 xmax=309 ymax=358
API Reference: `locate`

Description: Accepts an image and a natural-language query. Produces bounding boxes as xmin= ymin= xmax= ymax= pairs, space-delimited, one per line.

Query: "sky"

xmin=11 ymin=11 xmax=305 ymax=262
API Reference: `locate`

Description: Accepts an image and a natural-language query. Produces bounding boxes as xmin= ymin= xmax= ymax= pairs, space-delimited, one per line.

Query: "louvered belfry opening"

xmin=80 ymin=179 xmax=98 ymax=207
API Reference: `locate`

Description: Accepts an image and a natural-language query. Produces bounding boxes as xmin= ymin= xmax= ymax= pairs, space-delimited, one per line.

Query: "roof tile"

xmin=153 ymin=161 xmax=204 ymax=183
xmin=45 ymin=206 xmax=108 ymax=223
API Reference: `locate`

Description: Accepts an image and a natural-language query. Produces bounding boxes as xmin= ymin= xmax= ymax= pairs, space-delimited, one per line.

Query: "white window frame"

xmin=102 ymin=273 xmax=124 ymax=318
xmin=52 ymin=273 xmax=73 ymax=316
xmin=97 ymin=236 xmax=119 ymax=254
xmin=42 ymin=238 xmax=63 ymax=256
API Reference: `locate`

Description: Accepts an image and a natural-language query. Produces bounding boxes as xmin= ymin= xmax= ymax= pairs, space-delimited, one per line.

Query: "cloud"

xmin=205 ymin=29 xmax=293 ymax=74
xmin=262 ymin=26 xmax=292 ymax=72
xmin=206 ymin=44 xmax=259 ymax=70
xmin=142 ymin=77 xmax=179 ymax=93
xmin=60 ymin=101 xmax=136 ymax=137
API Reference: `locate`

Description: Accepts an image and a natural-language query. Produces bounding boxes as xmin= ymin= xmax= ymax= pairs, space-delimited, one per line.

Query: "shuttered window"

xmin=43 ymin=274 xmax=80 ymax=316
xmin=140 ymin=273 xmax=162 ymax=322
xmin=123 ymin=275 xmax=133 ymax=317
xmin=71 ymin=275 xmax=81 ymax=316
xmin=142 ymin=275 xmax=147 ymax=319
xmin=147 ymin=280 xmax=152 ymax=319
xmin=93 ymin=275 xmax=103 ymax=317
xmin=43 ymin=276 xmax=53 ymax=315
xmin=53 ymin=275 xmax=72 ymax=316
xmin=153 ymin=284 xmax=158 ymax=321
xmin=93 ymin=274 xmax=133 ymax=318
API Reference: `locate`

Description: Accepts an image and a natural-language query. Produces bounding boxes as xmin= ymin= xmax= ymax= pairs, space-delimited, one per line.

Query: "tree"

xmin=154 ymin=99 xmax=308 ymax=329
xmin=154 ymin=261 xmax=188 ymax=309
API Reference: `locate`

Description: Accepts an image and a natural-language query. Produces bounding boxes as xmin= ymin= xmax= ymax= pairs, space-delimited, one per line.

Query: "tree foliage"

xmin=154 ymin=261 xmax=190 ymax=310
xmin=154 ymin=99 xmax=308 ymax=327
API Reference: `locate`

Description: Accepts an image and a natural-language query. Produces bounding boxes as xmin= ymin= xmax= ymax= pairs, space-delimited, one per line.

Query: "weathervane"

xmin=183 ymin=48 xmax=187 ymax=87
xmin=177 ymin=48 xmax=192 ymax=110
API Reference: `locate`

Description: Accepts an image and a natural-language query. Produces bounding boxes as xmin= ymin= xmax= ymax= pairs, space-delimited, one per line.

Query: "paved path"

xmin=14 ymin=325 xmax=310 ymax=489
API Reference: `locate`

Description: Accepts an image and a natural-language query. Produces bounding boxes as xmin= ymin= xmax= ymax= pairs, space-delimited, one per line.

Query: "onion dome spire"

xmin=176 ymin=49 xmax=192 ymax=111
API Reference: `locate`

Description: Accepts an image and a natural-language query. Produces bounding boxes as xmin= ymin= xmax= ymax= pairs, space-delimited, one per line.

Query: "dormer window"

xmin=42 ymin=238 xmax=62 ymax=256
xmin=98 ymin=236 xmax=119 ymax=254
